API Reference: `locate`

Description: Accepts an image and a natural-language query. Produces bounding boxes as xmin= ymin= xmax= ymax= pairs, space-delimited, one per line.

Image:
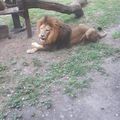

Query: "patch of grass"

xmin=0 ymin=64 xmax=7 ymax=72
xmin=112 ymin=31 xmax=120 ymax=39
xmin=0 ymin=63 xmax=8 ymax=81
xmin=0 ymin=112 xmax=4 ymax=120
xmin=84 ymin=0 xmax=120 ymax=27
xmin=52 ymin=43 xmax=119 ymax=77
xmin=32 ymin=58 xmax=42 ymax=67
xmin=64 ymin=77 xmax=90 ymax=97
xmin=8 ymin=75 xmax=53 ymax=108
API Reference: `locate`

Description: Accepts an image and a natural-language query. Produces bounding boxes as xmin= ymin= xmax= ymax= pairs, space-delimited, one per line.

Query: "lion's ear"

xmin=54 ymin=19 xmax=63 ymax=28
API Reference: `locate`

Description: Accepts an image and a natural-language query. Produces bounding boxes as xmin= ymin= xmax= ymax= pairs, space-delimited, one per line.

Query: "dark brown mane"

xmin=54 ymin=23 xmax=72 ymax=49
xmin=41 ymin=16 xmax=72 ymax=50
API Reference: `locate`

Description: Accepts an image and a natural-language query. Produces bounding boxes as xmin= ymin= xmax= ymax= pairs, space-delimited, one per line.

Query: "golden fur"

xmin=27 ymin=16 xmax=106 ymax=54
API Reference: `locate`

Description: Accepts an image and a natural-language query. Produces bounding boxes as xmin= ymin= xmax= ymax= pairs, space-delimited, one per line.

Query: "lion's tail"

xmin=97 ymin=27 xmax=107 ymax=38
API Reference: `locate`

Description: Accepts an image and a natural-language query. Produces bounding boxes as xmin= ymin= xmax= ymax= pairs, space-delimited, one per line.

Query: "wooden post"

xmin=12 ymin=13 xmax=22 ymax=29
xmin=23 ymin=8 xmax=32 ymax=38
xmin=21 ymin=0 xmax=32 ymax=38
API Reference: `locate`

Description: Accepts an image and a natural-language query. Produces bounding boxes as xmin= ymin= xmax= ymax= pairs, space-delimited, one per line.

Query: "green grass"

xmin=112 ymin=31 xmax=120 ymax=39
xmin=7 ymin=43 xmax=120 ymax=108
xmin=84 ymin=0 xmax=120 ymax=27
xmin=64 ymin=77 xmax=90 ymax=97
xmin=0 ymin=112 xmax=4 ymax=120
xmin=0 ymin=64 xmax=7 ymax=72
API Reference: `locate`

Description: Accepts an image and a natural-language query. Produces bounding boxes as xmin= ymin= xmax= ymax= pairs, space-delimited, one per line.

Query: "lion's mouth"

xmin=39 ymin=38 xmax=45 ymax=44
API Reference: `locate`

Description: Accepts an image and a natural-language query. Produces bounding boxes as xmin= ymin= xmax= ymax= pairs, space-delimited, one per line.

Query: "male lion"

xmin=27 ymin=16 xmax=106 ymax=54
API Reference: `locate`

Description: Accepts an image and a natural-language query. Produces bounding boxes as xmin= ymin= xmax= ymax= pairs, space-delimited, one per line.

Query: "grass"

xmin=64 ymin=77 xmax=90 ymax=97
xmin=112 ymin=31 xmax=120 ymax=39
xmin=0 ymin=64 xmax=7 ymax=72
xmin=7 ymin=43 xmax=120 ymax=108
xmin=0 ymin=63 xmax=8 ymax=82
xmin=84 ymin=0 xmax=120 ymax=27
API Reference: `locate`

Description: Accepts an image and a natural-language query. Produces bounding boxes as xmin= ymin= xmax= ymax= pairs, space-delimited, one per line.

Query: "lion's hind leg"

xmin=85 ymin=28 xmax=99 ymax=42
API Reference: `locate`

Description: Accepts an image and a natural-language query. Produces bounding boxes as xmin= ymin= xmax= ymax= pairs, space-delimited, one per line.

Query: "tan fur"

xmin=70 ymin=24 xmax=106 ymax=44
xmin=27 ymin=16 xmax=106 ymax=54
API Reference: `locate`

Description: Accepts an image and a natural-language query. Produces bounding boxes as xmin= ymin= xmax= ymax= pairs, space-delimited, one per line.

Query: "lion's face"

xmin=37 ymin=16 xmax=65 ymax=45
xmin=38 ymin=24 xmax=52 ymax=44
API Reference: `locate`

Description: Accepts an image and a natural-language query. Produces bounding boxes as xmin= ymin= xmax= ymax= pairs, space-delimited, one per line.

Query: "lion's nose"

xmin=41 ymin=34 xmax=45 ymax=38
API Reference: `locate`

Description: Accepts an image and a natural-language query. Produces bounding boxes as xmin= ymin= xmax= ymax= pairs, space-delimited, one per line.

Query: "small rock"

xmin=31 ymin=113 xmax=36 ymax=117
xmin=70 ymin=114 xmax=73 ymax=117
xmin=60 ymin=114 xmax=64 ymax=119
xmin=101 ymin=107 xmax=105 ymax=110
xmin=23 ymin=62 xmax=29 ymax=66
xmin=115 ymin=113 xmax=119 ymax=117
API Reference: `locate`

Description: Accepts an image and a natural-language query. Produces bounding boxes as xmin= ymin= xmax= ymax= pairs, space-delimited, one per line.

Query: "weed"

xmin=32 ymin=58 xmax=42 ymax=67
xmin=0 ymin=112 xmax=4 ymax=120
xmin=40 ymin=99 xmax=52 ymax=109
xmin=112 ymin=31 xmax=120 ymax=39
xmin=0 ymin=64 xmax=7 ymax=72
xmin=64 ymin=77 xmax=90 ymax=97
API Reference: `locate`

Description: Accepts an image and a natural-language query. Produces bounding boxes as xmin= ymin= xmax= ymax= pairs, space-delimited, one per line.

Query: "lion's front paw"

xmin=31 ymin=42 xmax=39 ymax=48
xmin=31 ymin=42 xmax=44 ymax=49
xmin=26 ymin=48 xmax=37 ymax=54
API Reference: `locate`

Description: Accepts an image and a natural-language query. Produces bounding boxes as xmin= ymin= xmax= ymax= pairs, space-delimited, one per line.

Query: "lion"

xmin=27 ymin=16 xmax=107 ymax=54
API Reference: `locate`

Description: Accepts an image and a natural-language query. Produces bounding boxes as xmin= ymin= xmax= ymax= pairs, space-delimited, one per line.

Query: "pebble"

xmin=115 ymin=113 xmax=119 ymax=117
xmin=60 ymin=114 xmax=64 ymax=119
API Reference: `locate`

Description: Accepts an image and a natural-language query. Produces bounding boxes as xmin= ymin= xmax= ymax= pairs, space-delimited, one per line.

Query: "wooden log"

xmin=0 ymin=1 xmax=5 ymax=11
xmin=0 ymin=25 xmax=9 ymax=39
xmin=17 ymin=0 xmax=85 ymax=18
xmin=22 ymin=0 xmax=32 ymax=38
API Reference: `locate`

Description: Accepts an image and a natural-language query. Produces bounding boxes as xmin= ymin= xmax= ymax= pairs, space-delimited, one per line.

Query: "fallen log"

xmin=17 ymin=0 xmax=87 ymax=18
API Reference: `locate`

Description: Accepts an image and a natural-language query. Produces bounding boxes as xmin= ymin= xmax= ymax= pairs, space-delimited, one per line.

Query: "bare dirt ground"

xmin=0 ymin=24 xmax=120 ymax=120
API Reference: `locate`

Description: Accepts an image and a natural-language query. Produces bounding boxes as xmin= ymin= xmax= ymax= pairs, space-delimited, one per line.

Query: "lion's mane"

xmin=37 ymin=16 xmax=72 ymax=50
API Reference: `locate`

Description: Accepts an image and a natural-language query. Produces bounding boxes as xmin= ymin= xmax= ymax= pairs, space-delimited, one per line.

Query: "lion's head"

xmin=36 ymin=16 xmax=63 ymax=45
xmin=36 ymin=16 xmax=72 ymax=49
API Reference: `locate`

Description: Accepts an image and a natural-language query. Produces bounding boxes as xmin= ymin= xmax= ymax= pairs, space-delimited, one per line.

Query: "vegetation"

xmin=7 ymin=43 xmax=120 ymax=108
xmin=112 ymin=31 xmax=120 ymax=39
